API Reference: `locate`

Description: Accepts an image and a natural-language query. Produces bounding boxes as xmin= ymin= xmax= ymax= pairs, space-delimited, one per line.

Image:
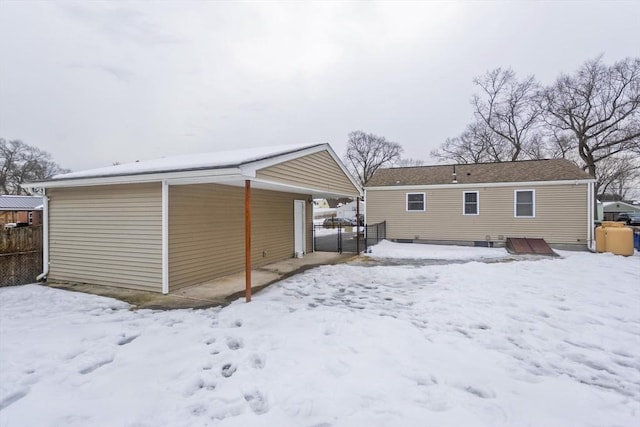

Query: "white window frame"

xmin=406 ymin=192 xmax=426 ymax=212
xmin=463 ymin=191 xmax=479 ymax=216
xmin=514 ymin=189 xmax=535 ymax=218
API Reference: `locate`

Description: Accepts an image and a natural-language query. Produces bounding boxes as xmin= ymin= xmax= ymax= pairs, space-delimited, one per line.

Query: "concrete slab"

xmin=45 ymin=252 xmax=355 ymax=310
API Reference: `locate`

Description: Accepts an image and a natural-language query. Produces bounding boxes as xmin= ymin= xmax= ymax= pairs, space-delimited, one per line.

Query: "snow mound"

xmin=369 ymin=240 xmax=508 ymax=260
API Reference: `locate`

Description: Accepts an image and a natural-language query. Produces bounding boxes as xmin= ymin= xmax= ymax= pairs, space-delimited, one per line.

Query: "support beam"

xmin=356 ymin=196 xmax=360 ymax=254
xmin=161 ymin=181 xmax=169 ymax=294
xmin=244 ymin=179 xmax=252 ymax=303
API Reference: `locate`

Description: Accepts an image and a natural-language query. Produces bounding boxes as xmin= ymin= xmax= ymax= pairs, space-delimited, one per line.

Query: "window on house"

xmin=515 ymin=190 xmax=535 ymax=217
xmin=463 ymin=191 xmax=479 ymax=215
xmin=406 ymin=193 xmax=425 ymax=211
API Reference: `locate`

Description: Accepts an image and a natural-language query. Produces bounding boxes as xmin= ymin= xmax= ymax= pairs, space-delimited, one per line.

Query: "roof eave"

xmin=23 ymin=167 xmax=245 ymax=189
xmin=365 ymin=178 xmax=596 ymax=190
xmin=243 ymin=143 xmax=363 ymax=197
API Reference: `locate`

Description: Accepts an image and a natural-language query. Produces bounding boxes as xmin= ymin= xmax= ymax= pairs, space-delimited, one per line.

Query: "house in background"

xmin=337 ymin=199 xmax=364 ymax=221
xmin=0 ymin=195 xmax=43 ymax=226
xmin=365 ymin=159 xmax=595 ymax=250
xmin=26 ymin=143 xmax=361 ymax=294
xmin=313 ymin=199 xmax=330 ymax=209
xmin=602 ymin=201 xmax=640 ymax=221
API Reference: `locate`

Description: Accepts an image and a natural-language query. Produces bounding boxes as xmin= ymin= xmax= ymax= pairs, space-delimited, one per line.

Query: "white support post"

xmin=162 ymin=181 xmax=169 ymax=294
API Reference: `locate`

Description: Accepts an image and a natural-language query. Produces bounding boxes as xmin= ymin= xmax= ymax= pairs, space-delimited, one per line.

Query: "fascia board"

xmin=245 ymin=143 xmax=363 ymax=197
xmin=250 ymin=178 xmax=360 ymax=198
xmin=323 ymin=144 xmax=363 ymax=196
xmin=23 ymin=168 xmax=244 ymax=188
xmin=242 ymin=144 xmax=328 ymax=173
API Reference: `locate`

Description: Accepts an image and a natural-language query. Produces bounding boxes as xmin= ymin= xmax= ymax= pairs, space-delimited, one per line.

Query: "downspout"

xmin=36 ymin=190 xmax=49 ymax=281
xmin=162 ymin=181 xmax=169 ymax=294
xmin=356 ymin=196 xmax=360 ymax=254
xmin=587 ymin=181 xmax=596 ymax=252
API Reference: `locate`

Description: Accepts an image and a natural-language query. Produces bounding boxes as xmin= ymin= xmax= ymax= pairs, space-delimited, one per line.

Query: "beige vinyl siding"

xmin=169 ymin=183 xmax=312 ymax=290
xmin=256 ymin=150 xmax=359 ymax=196
xmin=48 ymin=183 xmax=162 ymax=291
xmin=366 ymin=183 xmax=588 ymax=246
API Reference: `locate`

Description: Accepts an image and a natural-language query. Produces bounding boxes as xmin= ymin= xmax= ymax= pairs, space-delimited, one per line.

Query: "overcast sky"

xmin=1 ymin=1 xmax=638 ymax=172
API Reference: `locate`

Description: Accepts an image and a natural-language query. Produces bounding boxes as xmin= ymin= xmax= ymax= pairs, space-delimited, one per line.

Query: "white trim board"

xmin=365 ymin=179 xmax=595 ymax=191
xmin=23 ymin=169 xmax=243 ymax=189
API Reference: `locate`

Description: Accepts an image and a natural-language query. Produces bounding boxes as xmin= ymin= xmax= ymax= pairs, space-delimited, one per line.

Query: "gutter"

xmin=587 ymin=181 xmax=597 ymax=253
xmin=36 ymin=190 xmax=49 ymax=281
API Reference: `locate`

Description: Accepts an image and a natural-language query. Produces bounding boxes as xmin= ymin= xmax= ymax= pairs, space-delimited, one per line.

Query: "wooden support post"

xmin=245 ymin=180 xmax=252 ymax=302
xmin=356 ymin=196 xmax=360 ymax=254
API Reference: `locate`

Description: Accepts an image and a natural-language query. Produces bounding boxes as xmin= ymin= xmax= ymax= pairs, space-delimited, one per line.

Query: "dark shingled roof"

xmin=366 ymin=159 xmax=592 ymax=187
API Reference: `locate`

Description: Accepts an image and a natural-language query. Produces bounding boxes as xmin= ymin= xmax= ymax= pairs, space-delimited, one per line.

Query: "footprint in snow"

xmin=0 ymin=390 xmax=29 ymax=411
xmin=462 ymin=385 xmax=496 ymax=399
xmin=221 ymin=363 xmax=237 ymax=378
xmin=470 ymin=323 xmax=491 ymax=330
xmin=250 ymin=354 xmax=265 ymax=369
xmin=226 ymin=337 xmax=243 ymax=350
xmin=244 ymin=390 xmax=268 ymax=414
xmin=184 ymin=378 xmax=216 ymax=396
xmin=117 ymin=334 xmax=139 ymax=346
xmin=79 ymin=357 xmax=114 ymax=375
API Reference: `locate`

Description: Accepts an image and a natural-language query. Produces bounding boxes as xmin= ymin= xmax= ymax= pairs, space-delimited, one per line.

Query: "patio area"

xmin=46 ymin=252 xmax=354 ymax=309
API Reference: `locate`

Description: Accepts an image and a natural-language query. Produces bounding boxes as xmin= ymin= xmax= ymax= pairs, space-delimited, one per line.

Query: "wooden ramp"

xmin=506 ymin=237 xmax=558 ymax=256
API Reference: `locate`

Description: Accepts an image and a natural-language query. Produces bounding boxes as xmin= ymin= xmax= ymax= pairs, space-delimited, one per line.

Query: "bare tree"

xmin=395 ymin=158 xmax=425 ymax=167
xmin=344 ymin=130 xmax=403 ymax=187
xmin=594 ymin=155 xmax=640 ymax=200
xmin=430 ymin=121 xmax=501 ymax=164
xmin=540 ymin=56 xmax=640 ymax=183
xmin=472 ymin=68 xmax=543 ymax=161
xmin=432 ymin=68 xmax=544 ymax=164
xmin=0 ymin=139 xmax=69 ymax=195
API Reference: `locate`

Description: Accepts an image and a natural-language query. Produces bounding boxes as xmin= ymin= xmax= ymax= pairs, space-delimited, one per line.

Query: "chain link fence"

xmin=313 ymin=221 xmax=386 ymax=254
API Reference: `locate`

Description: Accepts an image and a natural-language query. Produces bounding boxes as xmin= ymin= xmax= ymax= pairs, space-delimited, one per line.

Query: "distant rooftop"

xmin=366 ymin=159 xmax=593 ymax=187
xmin=0 ymin=195 xmax=44 ymax=211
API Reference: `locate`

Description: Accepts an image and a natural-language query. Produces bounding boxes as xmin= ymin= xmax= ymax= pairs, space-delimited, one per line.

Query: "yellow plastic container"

xmin=604 ymin=224 xmax=634 ymax=256
xmin=595 ymin=225 xmax=607 ymax=253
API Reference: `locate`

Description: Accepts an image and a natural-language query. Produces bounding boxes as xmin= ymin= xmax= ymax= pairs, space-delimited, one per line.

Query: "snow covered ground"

xmin=1 ymin=243 xmax=639 ymax=427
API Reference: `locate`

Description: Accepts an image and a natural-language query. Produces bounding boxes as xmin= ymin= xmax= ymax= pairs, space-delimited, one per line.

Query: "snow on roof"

xmin=602 ymin=201 xmax=639 ymax=208
xmin=0 ymin=195 xmax=44 ymax=210
xmin=52 ymin=143 xmax=324 ymax=181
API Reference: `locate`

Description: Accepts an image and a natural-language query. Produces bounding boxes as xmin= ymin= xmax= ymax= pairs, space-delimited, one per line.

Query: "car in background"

xmin=3 ymin=222 xmax=29 ymax=229
xmin=615 ymin=212 xmax=640 ymax=225
xmin=628 ymin=214 xmax=640 ymax=226
xmin=615 ymin=213 xmax=631 ymax=223
xmin=323 ymin=217 xmax=355 ymax=228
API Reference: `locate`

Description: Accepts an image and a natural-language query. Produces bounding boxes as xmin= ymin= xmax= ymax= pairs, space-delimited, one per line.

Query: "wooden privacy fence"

xmin=0 ymin=225 xmax=43 ymax=287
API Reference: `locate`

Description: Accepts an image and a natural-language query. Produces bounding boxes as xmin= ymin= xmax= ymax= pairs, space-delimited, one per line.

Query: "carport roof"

xmin=23 ymin=143 xmax=362 ymax=197
xmin=46 ymin=143 xmax=323 ymax=181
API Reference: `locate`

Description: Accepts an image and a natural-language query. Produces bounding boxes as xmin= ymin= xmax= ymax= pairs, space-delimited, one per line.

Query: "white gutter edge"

xmin=162 ymin=181 xmax=169 ymax=294
xmin=248 ymin=177 xmax=360 ymax=198
xmin=22 ymin=168 xmax=243 ymax=189
xmin=36 ymin=190 xmax=49 ymax=281
xmin=365 ymin=179 xmax=596 ymax=191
